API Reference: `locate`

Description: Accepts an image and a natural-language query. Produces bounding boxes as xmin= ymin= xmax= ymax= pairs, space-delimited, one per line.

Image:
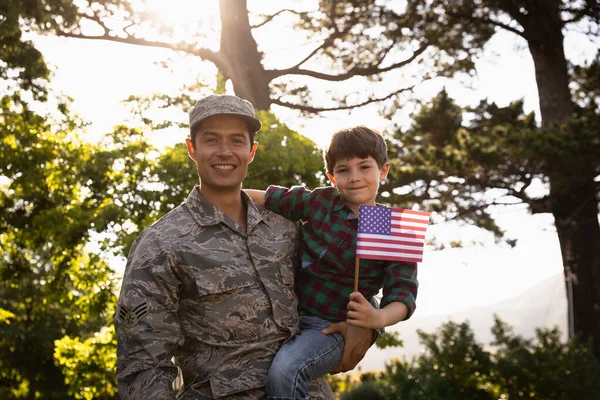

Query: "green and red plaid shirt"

xmin=265 ymin=185 xmax=418 ymax=322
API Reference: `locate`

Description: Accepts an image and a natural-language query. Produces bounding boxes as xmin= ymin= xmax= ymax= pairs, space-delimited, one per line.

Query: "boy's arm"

xmin=244 ymin=189 xmax=266 ymax=207
xmin=257 ymin=185 xmax=316 ymax=221
xmin=345 ymin=260 xmax=418 ymax=329
xmin=381 ymin=260 xmax=418 ymax=320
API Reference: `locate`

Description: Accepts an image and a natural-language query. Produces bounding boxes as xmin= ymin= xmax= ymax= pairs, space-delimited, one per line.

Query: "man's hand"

xmin=321 ymin=322 xmax=372 ymax=373
xmin=346 ymin=292 xmax=385 ymax=329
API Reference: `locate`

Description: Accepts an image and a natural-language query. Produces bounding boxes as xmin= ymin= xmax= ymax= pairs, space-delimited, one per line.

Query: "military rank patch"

xmin=118 ymin=301 xmax=148 ymax=328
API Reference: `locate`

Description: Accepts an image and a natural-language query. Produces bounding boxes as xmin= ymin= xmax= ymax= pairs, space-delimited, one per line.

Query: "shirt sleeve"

xmin=115 ymin=227 xmax=182 ymax=400
xmin=381 ymin=261 xmax=418 ymax=320
xmin=264 ymin=185 xmax=314 ymax=221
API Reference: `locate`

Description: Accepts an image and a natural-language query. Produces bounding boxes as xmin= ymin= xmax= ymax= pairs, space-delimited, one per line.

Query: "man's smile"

xmin=213 ymin=164 xmax=236 ymax=170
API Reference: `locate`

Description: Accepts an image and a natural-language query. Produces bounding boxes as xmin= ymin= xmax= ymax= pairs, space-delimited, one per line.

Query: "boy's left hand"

xmin=346 ymin=292 xmax=384 ymax=329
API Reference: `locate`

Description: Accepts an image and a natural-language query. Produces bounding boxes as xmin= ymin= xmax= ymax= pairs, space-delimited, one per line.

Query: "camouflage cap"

xmin=189 ymin=94 xmax=262 ymax=134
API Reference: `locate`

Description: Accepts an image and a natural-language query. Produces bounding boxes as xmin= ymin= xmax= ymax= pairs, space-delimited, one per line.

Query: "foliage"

xmin=0 ymin=0 xmax=80 ymax=97
xmin=382 ymin=84 xmax=600 ymax=241
xmin=247 ymin=111 xmax=325 ymax=190
xmin=333 ymin=317 xmax=600 ymax=400
xmin=375 ymin=331 xmax=404 ymax=349
xmin=44 ymin=0 xmax=596 ymax=112
xmin=54 ymin=326 xmax=118 ymax=400
xmin=0 ymin=94 xmax=128 ymax=398
xmin=340 ymin=382 xmax=385 ymax=400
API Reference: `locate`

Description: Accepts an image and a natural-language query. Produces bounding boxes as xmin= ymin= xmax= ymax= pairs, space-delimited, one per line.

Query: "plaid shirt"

xmin=265 ymin=185 xmax=418 ymax=322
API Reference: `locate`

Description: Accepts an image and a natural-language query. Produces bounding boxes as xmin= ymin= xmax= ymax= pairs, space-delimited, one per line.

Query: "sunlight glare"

xmin=145 ymin=0 xmax=220 ymax=25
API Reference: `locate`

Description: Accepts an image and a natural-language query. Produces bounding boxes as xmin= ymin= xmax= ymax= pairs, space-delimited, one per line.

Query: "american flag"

xmin=357 ymin=205 xmax=430 ymax=263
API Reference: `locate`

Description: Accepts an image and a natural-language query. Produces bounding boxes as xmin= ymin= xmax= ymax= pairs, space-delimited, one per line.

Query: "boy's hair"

xmin=324 ymin=126 xmax=388 ymax=175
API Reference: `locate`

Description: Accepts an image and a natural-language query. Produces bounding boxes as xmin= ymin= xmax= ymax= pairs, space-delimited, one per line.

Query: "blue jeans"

xmin=266 ymin=315 xmax=344 ymax=400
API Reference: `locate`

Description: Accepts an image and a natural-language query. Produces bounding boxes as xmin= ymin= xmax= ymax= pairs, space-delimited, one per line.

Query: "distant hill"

xmin=353 ymin=273 xmax=568 ymax=373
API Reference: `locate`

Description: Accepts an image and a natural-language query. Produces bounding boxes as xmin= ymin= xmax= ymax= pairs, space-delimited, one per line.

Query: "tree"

xmin=0 ymin=0 xmax=80 ymax=98
xmin=0 ymin=94 xmax=152 ymax=398
xmin=40 ymin=0 xmax=428 ymax=111
xmin=54 ymin=326 xmax=118 ymax=400
xmin=336 ymin=317 xmax=600 ymax=399
xmin=490 ymin=318 xmax=600 ymax=399
xmin=384 ymin=73 xmax=600 ymax=354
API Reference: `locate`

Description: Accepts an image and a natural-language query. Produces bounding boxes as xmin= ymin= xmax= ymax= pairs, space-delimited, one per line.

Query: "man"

xmin=115 ymin=94 xmax=373 ymax=399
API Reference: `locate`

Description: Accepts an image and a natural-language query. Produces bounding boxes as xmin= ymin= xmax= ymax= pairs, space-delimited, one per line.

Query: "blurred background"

xmin=1 ymin=0 xmax=599 ymax=399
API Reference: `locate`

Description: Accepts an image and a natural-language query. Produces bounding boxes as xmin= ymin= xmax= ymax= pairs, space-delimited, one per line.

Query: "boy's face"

xmin=327 ymin=156 xmax=389 ymax=212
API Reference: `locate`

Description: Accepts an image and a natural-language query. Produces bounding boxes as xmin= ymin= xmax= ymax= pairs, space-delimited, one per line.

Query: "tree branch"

xmin=561 ymin=3 xmax=600 ymax=24
xmin=376 ymin=38 xmax=398 ymax=65
xmin=251 ymin=9 xmax=310 ymax=29
xmin=55 ymin=27 xmax=224 ymax=70
xmin=271 ymin=86 xmax=414 ymax=113
xmin=496 ymin=1 xmax=532 ymax=31
xmin=529 ymin=195 xmax=552 ymax=214
xmin=285 ymin=36 xmax=336 ymax=71
xmin=268 ymin=45 xmax=428 ymax=81
xmin=447 ymin=11 xmax=528 ymax=39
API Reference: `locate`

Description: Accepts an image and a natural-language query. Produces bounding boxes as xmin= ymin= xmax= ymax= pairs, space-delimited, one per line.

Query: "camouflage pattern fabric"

xmin=116 ymin=187 xmax=334 ymax=399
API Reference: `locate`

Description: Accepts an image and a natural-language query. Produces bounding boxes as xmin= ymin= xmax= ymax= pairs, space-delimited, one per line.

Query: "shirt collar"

xmin=331 ymin=189 xmax=357 ymax=219
xmin=183 ymin=186 xmax=270 ymax=230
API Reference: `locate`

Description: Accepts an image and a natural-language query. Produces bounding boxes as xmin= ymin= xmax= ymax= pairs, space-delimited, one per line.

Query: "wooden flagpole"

xmin=354 ymin=258 xmax=360 ymax=292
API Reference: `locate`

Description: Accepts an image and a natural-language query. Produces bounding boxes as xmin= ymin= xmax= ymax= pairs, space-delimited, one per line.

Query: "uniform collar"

xmin=184 ymin=186 xmax=269 ymax=231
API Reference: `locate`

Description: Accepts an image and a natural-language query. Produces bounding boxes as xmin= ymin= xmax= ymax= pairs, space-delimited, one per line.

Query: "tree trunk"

xmin=549 ymin=170 xmax=600 ymax=355
xmin=522 ymin=0 xmax=600 ymax=357
xmin=218 ymin=0 xmax=272 ymax=110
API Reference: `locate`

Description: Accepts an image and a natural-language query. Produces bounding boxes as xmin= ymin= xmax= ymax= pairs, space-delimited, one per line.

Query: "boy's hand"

xmin=346 ymin=292 xmax=385 ymax=329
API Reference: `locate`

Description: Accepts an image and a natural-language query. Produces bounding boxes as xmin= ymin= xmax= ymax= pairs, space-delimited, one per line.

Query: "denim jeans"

xmin=266 ymin=315 xmax=343 ymax=400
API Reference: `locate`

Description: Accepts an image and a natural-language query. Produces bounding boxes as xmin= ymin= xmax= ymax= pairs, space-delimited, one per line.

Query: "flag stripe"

xmin=391 ymin=216 xmax=430 ymax=225
xmin=391 ymin=225 xmax=427 ymax=232
xmin=392 ymin=212 xmax=429 ymax=223
xmin=358 ymin=240 xmax=424 ymax=249
xmin=357 ymin=235 xmax=425 ymax=247
xmin=358 ymin=244 xmax=424 ymax=254
xmin=356 ymin=251 xmax=423 ymax=262
xmin=391 ymin=209 xmax=430 ymax=217
xmin=358 ymin=232 xmax=426 ymax=241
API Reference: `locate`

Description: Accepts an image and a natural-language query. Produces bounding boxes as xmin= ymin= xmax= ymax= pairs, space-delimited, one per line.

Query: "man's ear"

xmin=247 ymin=142 xmax=259 ymax=164
xmin=379 ymin=162 xmax=390 ymax=181
xmin=326 ymin=172 xmax=337 ymax=187
xmin=185 ymin=138 xmax=196 ymax=161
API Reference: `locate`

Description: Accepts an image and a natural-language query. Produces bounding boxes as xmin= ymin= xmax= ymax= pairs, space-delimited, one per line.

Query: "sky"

xmin=25 ymin=1 xmax=598 ymax=323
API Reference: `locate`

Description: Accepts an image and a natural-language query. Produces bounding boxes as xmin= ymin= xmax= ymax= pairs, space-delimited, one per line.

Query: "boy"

xmin=246 ymin=126 xmax=418 ymax=400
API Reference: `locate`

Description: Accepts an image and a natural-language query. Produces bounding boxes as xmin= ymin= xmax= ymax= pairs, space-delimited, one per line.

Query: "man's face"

xmin=185 ymin=115 xmax=258 ymax=196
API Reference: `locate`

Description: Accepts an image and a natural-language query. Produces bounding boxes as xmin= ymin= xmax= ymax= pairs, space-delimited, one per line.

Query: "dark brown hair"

xmin=324 ymin=126 xmax=388 ymax=175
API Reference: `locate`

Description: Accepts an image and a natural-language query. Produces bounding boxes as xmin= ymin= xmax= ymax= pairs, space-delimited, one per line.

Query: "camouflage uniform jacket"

xmin=115 ymin=187 xmax=334 ymax=399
